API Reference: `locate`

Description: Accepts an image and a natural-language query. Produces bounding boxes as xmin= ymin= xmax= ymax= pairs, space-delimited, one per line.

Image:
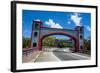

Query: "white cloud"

xmin=67 ymin=21 xmax=71 ymax=24
xmin=86 ymin=26 xmax=91 ymax=31
xmin=45 ymin=19 xmax=63 ymax=29
xmin=71 ymin=13 xmax=82 ymax=26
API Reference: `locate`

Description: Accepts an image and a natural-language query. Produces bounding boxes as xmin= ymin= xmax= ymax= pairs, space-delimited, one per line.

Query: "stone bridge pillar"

xmin=30 ymin=20 xmax=42 ymax=50
xmin=75 ymin=26 xmax=84 ymax=52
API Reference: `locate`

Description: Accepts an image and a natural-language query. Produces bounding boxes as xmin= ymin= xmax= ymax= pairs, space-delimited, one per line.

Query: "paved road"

xmin=53 ymin=48 xmax=90 ymax=60
xmin=34 ymin=51 xmax=60 ymax=62
xmin=34 ymin=48 xmax=90 ymax=62
xmin=53 ymin=52 xmax=89 ymax=61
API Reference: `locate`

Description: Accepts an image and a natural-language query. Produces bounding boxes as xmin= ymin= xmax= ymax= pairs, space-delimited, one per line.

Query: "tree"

xmin=23 ymin=36 xmax=31 ymax=48
xmin=42 ymin=36 xmax=56 ymax=47
xmin=84 ymin=38 xmax=91 ymax=50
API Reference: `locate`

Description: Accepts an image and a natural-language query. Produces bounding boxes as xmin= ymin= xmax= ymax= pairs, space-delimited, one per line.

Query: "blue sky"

xmin=22 ymin=10 xmax=91 ymax=39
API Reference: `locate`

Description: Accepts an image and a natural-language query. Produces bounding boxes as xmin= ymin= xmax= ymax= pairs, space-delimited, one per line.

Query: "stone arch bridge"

xmin=30 ymin=20 xmax=84 ymax=52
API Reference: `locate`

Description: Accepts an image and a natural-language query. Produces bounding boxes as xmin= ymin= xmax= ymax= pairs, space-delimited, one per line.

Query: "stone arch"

xmin=39 ymin=32 xmax=79 ymax=52
xmin=31 ymin=20 xmax=84 ymax=52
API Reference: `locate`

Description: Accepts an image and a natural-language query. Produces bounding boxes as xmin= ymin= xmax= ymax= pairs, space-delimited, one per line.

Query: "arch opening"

xmin=39 ymin=33 xmax=79 ymax=52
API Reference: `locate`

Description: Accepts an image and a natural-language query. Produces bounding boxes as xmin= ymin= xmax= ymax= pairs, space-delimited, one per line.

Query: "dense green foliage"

xmin=84 ymin=39 xmax=91 ymax=50
xmin=23 ymin=37 xmax=31 ymax=48
xmin=42 ymin=37 xmax=56 ymax=47
xmin=42 ymin=36 xmax=74 ymax=48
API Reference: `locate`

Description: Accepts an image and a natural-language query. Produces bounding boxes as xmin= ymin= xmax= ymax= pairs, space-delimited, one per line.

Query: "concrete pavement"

xmin=34 ymin=51 xmax=60 ymax=62
xmin=34 ymin=48 xmax=90 ymax=62
xmin=23 ymin=48 xmax=91 ymax=63
xmin=53 ymin=52 xmax=90 ymax=61
xmin=53 ymin=48 xmax=90 ymax=60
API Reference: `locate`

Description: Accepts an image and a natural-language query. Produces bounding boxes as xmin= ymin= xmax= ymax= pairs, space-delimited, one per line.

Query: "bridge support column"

xmin=38 ymin=37 xmax=42 ymax=51
xmin=30 ymin=20 xmax=42 ymax=51
xmin=74 ymin=39 xmax=79 ymax=52
xmin=75 ymin=26 xmax=84 ymax=52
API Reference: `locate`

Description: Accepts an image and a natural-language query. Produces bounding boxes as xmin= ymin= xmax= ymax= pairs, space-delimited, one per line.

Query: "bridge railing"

xmin=23 ymin=48 xmax=36 ymax=56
